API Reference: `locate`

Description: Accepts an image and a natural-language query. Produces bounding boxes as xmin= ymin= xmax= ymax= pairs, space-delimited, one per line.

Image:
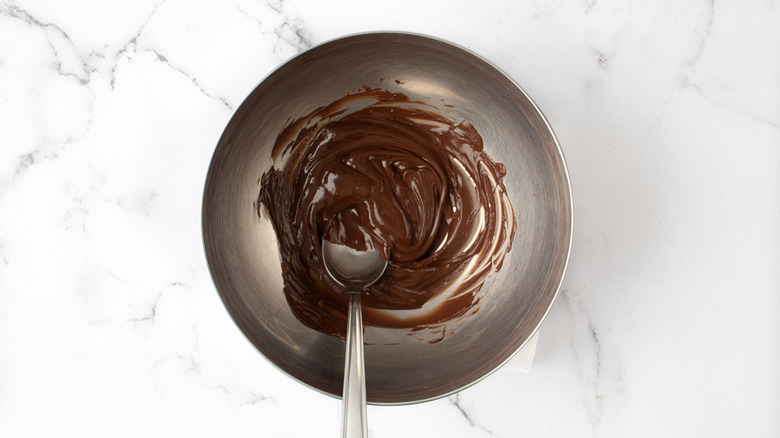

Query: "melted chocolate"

xmin=259 ymin=88 xmax=516 ymax=339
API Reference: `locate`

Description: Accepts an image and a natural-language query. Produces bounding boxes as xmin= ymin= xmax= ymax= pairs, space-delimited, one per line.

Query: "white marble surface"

xmin=1 ymin=0 xmax=778 ymax=436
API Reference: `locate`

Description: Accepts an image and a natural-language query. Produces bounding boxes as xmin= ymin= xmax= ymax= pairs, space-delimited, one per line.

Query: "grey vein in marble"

xmin=10 ymin=143 xmax=75 ymax=184
xmin=266 ymin=0 xmax=313 ymax=53
xmin=681 ymin=0 xmax=714 ymax=73
xmin=0 ymin=4 xmax=96 ymax=186
xmin=273 ymin=20 xmax=313 ymax=55
xmin=0 ymin=242 xmax=8 ymax=266
xmin=108 ymin=0 xmax=166 ymax=89
xmin=128 ymin=290 xmax=163 ymax=324
xmin=449 ymin=393 xmax=498 ymax=437
xmin=104 ymin=0 xmax=234 ymax=111
xmin=237 ymin=0 xmax=314 ymax=56
xmin=654 ymin=0 xmax=714 ymax=127
xmin=62 ymin=174 xmax=105 ymax=235
xmin=561 ymin=288 xmax=625 ymax=437
xmin=1 ymin=2 xmax=90 ymax=84
xmin=214 ymin=383 xmax=274 ymax=406
xmin=686 ymin=81 xmax=779 ymax=129
xmin=591 ymin=47 xmax=611 ymax=71
xmin=114 ymin=42 xmax=220 ymax=109
xmin=151 ymin=49 xmax=234 ymax=111
xmin=662 ymin=0 xmax=779 ymax=129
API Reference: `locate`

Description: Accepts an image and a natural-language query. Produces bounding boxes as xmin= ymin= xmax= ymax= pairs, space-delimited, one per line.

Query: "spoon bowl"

xmin=321 ymin=241 xmax=388 ymax=292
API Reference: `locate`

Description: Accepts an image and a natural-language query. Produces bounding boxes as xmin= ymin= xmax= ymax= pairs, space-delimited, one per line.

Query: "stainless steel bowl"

xmin=202 ymin=32 xmax=573 ymax=405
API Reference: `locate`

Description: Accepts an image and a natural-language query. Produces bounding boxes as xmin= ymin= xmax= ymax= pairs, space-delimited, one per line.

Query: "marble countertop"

xmin=1 ymin=0 xmax=778 ymax=436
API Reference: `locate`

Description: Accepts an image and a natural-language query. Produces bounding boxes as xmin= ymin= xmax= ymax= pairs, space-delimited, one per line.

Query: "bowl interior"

xmin=202 ymin=33 xmax=572 ymax=404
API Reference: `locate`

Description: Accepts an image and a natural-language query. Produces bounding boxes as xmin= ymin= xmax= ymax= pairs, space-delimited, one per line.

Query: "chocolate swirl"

xmin=259 ymin=88 xmax=516 ymax=339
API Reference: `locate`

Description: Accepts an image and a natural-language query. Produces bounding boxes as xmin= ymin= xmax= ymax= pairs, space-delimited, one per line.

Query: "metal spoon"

xmin=321 ymin=240 xmax=388 ymax=438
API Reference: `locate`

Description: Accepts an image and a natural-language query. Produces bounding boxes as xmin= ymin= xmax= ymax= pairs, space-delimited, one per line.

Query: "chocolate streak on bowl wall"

xmin=258 ymin=88 xmax=516 ymax=340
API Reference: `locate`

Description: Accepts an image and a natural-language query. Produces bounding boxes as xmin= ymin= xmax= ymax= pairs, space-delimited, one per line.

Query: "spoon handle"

xmin=342 ymin=292 xmax=367 ymax=438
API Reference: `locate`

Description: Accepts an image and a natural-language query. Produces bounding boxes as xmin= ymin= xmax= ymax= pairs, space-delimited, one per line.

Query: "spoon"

xmin=321 ymin=240 xmax=388 ymax=438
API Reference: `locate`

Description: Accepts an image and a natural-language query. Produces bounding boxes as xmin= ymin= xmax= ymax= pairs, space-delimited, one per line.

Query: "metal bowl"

xmin=202 ymin=32 xmax=572 ymax=405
